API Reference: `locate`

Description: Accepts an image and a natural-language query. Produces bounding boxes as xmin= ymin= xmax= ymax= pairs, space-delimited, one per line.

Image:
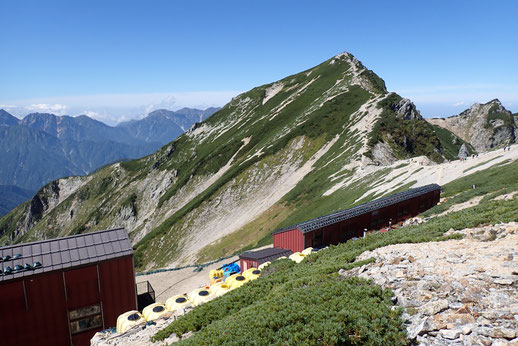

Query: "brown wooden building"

xmin=273 ymin=184 xmax=441 ymax=253
xmin=0 ymin=228 xmax=136 ymax=346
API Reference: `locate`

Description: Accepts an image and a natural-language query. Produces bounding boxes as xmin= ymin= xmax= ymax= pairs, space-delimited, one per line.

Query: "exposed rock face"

xmin=372 ymin=142 xmax=397 ymax=165
xmin=458 ymin=143 xmax=469 ymax=159
xmin=392 ymin=98 xmax=422 ymax=120
xmin=5 ymin=176 xmax=89 ymax=240
xmin=427 ymin=99 xmax=517 ymax=153
xmin=341 ymin=222 xmax=518 ymax=345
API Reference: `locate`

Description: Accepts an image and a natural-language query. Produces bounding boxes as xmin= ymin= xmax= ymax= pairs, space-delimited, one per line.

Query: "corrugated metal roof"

xmin=273 ymin=184 xmax=441 ymax=235
xmin=239 ymin=247 xmax=292 ymax=263
xmin=0 ymin=228 xmax=132 ymax=283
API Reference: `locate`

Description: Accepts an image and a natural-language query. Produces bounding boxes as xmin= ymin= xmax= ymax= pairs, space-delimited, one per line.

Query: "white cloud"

xmin=25 ymin=103 xmax=70 ymax=115
xmin=452 ymin=101 xmax=466 ymax=107
xmin=141 ymin=95 xmax=177 ymax=119
xmin=83 ymin=110 xmax=100 ymax=118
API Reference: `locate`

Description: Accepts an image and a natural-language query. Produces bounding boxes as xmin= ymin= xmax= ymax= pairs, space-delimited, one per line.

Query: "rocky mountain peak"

xmin=337 ymin=52 xmax=387 ymax=94
xmin=461 ymin=99 xmax=507 ymax=119
xmin=147 ymin=109 xmax=172 ymax=120
xmin=391 ymin=98 xmax=422 ymax=120
xmin=0 ymin=109 xmax=19 ymax=126
xmin=427 ymin=99 xmax=516 ymax=153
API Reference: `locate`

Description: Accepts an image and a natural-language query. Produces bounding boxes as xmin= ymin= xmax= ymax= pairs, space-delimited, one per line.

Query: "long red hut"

xmin=273 ymin=184 xmax=441 ymax=253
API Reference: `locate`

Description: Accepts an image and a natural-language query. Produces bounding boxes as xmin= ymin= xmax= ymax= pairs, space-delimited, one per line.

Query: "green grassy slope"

xmin=428 ymin=123 xmax=475 ymax=158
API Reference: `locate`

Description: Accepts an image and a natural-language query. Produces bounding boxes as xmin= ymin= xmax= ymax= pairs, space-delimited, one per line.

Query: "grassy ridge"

xmin=134 ymin=75 xmax=373 ymax=268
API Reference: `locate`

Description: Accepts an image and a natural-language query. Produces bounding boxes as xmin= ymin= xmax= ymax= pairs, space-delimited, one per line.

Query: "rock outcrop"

xmin=458 ymin=143 xmax=469 ymax=159
xmin=427 ymin=99 xmax=517 ymax=153
xmin=392 ymin=98 xmax=422 ymax=120
xmin=340 ymin=222 xmax=518 ymax=345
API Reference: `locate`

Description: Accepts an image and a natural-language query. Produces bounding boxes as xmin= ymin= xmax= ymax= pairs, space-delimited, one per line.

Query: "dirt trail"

xmin=136 ymin=245 xmax=272 ymax=303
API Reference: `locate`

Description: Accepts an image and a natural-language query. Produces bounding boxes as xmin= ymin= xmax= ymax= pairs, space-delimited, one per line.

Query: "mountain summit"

xmin=427 ymin=99 xmax=517 ymax=152
xmin=0 ymin=53 xmax=462 ymax=269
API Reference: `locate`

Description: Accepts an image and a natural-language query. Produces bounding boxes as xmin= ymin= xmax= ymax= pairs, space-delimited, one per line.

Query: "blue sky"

xmin=1 ymin=0 xmax=517 ymax=124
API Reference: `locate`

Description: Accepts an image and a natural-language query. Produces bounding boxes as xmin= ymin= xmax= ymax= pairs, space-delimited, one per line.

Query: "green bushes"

xmin=170 ymin=277 xmax=406 ymax=345
xmin=367 ymin=94 xmax=444 ymax=163
xmin=429 ymin=124 xmax=474 ymax=159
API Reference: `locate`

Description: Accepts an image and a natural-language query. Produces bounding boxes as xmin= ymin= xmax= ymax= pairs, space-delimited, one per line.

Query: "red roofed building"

xmin=0 ymin=228 xmax=136 ymax=346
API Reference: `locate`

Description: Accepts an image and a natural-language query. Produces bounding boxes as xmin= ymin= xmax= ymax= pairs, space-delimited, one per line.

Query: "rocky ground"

xmin=342 ymin=222 xmax=518 ymax=345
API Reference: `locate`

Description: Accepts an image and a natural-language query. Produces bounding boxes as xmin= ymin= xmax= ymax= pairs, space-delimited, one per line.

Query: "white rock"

xmin=440 ymin=328 xmax=462 ymax=340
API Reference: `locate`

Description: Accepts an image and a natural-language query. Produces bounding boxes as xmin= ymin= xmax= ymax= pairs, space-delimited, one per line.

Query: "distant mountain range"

xmin=0 ymin=107 xmax=219 ymax=216
xmin=118 ymin=107 xmax=219 ymax=144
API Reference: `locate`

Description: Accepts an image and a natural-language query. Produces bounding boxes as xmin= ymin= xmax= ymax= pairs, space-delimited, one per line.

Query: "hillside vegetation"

xmin=152 ymin=159 xmax=518 ymax=344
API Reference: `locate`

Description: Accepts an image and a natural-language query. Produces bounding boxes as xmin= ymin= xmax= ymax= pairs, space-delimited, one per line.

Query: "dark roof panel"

xmin=67 ymin=238 xmax=77 ymax=248
xmin=95 ymin=244 xmax=105 ymax=256
xmin=61 ymin=250 xmax=71 ymax=263
xmin=239 ymin=247 xmax=293 ymax=264
xmin=41 ymin=242 xmax=51 ymax=253
xmin=103 ymin=242 xmax=114 ymax=254
xmin=273 ymin=184 xmax=441 ymax=235
xmin=50 ymin=241 xmax=60 ymax=252
xmin=23 ymin=246 xmax=32 ymax=257
xmin=0 ymin=228 xmax=132 ymax=283
xmin=112 ymin=241 xmax=122 ymax=253
xmin=70 ymin=248 xmax=80 ymax=262
xmin=31 ymin=244 xmax=41 ymax=256
xmin=76 ymin=236 xmax=86 ymax=247
xmin=93 ymin=233 xmax=102 ymax=244
xmin=101 ymin=232 xmax=111 ymax=243
xmin=87 ymin=245 xmax=96 ymax=258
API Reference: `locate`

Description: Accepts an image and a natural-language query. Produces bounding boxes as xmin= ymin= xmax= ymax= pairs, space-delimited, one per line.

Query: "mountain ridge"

xmin=0 ymin=52 xmax=491 ymax=270
xmin=426 ymin=99 xmax=516 ymax=153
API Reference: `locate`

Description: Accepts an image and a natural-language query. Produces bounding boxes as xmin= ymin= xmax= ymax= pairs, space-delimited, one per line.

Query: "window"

xmin=69 ymin=304 xmax=103 ymax=334
xmin=313 ymin=231 xmax=323 ymax=248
